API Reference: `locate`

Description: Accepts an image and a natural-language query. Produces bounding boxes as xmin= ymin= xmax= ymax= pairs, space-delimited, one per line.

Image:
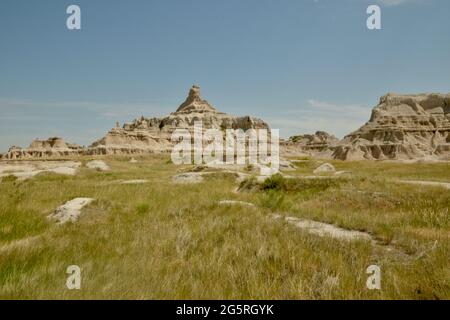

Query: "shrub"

xmin=260 ymin=174 xmax=286 ymax=191
xmin=0 ymin=175 xmax=18 ymax=183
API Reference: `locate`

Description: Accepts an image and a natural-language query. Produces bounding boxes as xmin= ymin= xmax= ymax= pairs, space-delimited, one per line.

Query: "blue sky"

xmin=1 ymin=0 xmax=449 ymax=151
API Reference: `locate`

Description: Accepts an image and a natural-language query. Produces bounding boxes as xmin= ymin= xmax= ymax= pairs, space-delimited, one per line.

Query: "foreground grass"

xmin=0 ymin=156 xmax=449 ymax=299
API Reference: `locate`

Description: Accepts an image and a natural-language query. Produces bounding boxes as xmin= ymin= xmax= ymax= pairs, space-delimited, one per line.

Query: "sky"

xmin=1 ymin=0 xmax=449 ymax=152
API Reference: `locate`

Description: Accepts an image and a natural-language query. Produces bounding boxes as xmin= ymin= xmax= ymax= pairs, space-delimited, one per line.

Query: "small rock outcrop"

xmin=86 ymin=160 xmax=110 ymax=171
xmin=313 ymin=163 xmax=336 ymax=174
xmin=1 ymin=137 xmax=84 ymax=160
xmin=48 ymin=198 xmax=94 ymax=224
xmin=0 ymin=161 xmax=81 ymax=180
xmin=281 ymin=131 xmax=339 ymax=158
xmin=333 ymin=93 xmax=450 ymax=160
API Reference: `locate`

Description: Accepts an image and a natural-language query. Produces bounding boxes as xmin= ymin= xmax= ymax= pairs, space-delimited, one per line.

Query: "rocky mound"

xmin=281 ymin=131 xmax=339 ymax=157
xmin=333 ymin=93 xmax=450 ymax=160
xmin=88 ymin=85 xmax=270 ymax=155
xmin=1 ymin=137 xmax=84 ymax=160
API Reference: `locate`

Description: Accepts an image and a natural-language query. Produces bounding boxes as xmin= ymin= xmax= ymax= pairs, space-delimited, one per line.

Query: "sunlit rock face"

xmin=1 ymin=137 xmax=84 ymax=160
xmin=280 ymin=131 xmax=340 ymax=158
xmin=0 ymin=86 xmax=270 ymax=159
xmin=333 ymin=93 xmax=450 ymax=160
xmin=88 ymin=85 xmax=270 ymax=155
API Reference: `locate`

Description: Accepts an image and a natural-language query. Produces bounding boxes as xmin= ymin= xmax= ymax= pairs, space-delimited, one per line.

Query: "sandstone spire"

xmin=175 ymin=85 xmax=218 ymax=114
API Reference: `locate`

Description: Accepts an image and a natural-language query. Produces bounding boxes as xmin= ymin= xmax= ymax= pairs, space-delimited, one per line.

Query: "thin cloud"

xmin=0 ymin=97 xmax=171 ymax=152
xmin=375 ymin=0 xmax=429 ymax=6
xmin=263 ymin=99 xmax=371 ymax=139
xmin=307 ymin=99 xmax=370 ymax=118
xmin=0 ymin=97 xmax=169 ymax=119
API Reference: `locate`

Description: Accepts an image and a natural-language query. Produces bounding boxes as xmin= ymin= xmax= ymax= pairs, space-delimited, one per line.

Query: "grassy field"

xmin=0 ymin=156 xmax=449 ymax=299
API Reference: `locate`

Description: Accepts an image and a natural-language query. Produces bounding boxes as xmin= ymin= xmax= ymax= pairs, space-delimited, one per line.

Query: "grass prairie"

xmin=0 ymin=156 xmax=449 ymax=299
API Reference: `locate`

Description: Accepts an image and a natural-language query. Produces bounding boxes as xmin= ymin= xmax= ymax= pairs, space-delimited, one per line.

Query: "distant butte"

xmin=333 ymin=93 xmax=450 ymax=160
xmin=1 ymin=85 xmax=269 ymax=159
xmin=2 ymin=89 xmax=450 ymax=161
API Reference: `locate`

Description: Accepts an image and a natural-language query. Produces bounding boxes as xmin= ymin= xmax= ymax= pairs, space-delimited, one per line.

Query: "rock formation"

xmin=313 ymin=163 xmax=336 ymax=174
xmin=88 ymin=85 xmax=270 ymax=155
xmin=280 ymin=131 xmax=339 ymax=158
xmin=333 ymin=93 xmax=450 ymax=160
xmin=1 ymin=137 xmax=84 ymax=160
xmin=2 ymin=89 xmax=450 ymax=162
xmin=1 ymin=86 xmax=270 ymax=159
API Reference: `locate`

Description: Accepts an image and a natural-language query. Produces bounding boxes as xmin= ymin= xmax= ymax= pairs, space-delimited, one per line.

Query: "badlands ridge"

xmin=1 ymin=86 xmax=449 ymax=161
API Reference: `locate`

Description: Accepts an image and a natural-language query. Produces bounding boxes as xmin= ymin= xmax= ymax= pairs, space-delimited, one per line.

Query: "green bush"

xmin=0 ymin=175 xmax=18 ymax=183
xmin=260 ymin=174 xmax=286 ymax=191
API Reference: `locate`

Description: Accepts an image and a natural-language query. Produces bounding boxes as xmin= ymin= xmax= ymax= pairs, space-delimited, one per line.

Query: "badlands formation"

xmin=1 ymin=89 xmax=449 ymax=161
xmin=1 ymin=137 xmax=84 ymax=160
xmin=89 ymin=85 xmax=269 ymax=155
xmin=333 ymin=93 xmax=450 ymax=161
xmin=0 ymin=86 xmax=269 ymax=159
xmin=281 ymin=131 xmax=339 ymax=158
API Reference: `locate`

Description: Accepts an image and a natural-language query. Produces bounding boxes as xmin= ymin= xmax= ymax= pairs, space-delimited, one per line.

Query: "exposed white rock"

xmin=120 ymin=179 xmax=149 ymax=185
xmin=334 ymin=170 xmax=351 ymax=176
xmin=313 ymin=163 xmax=336 ymax=174
xmin=48 ymin=198 xmax=94 ymax=224
xmin=0 ymin=161 xmax=81 ymax=180
xmin=279 ymin=158 xmax=296 ymax=171
xmin=397 ymin=180 xmax=450 ymax=190
xmin=283 ymin=216 xmax=372 ymax=241
xmin=218 ymin=200 xmax=255 ymax=207
xmin=48 ymin=166 xmax=78 ymax=176
xmin=172 ymin=172 xmax=205 ymax=184
xmin=173 ymin=170 xmax=249 ymax=184
xmin=86 ymin=160 xmax=110 ymax=171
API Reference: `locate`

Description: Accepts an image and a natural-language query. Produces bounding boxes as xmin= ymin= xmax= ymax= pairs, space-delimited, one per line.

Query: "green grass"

xmin=0 ymin=156 xmax=449 ymax=299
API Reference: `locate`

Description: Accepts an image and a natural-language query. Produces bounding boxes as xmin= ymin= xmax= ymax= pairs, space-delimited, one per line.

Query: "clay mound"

xmin=89 ymin=85 xmax=270 ymax=155
xmin=333 ymin=93 xmax=450 ymax=161
xmin=1 ymin=137 xmax=84 ymax=160
xmin=281 ymin=131 xmax=339 ymax=158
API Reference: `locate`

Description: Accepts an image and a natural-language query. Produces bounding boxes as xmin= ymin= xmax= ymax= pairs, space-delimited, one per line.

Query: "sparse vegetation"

xmin=0 ymin=156 xmax=449 ymax=299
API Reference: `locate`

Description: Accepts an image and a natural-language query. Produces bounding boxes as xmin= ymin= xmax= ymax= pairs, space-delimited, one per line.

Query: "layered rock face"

xmin=281 ymin=131 xmax=339 ymax=157
xmin=333 ymin=93 xmax=450 ymax=160
xmin=88 ymin=85 xmax=270 ymax=155
xmin=3 ymin=89 xmax=449 ymax=162
xmin=1 ymin=137 xmax=84 ymax=160
xmin=1 ymin=86 xmax=269 ymax=159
